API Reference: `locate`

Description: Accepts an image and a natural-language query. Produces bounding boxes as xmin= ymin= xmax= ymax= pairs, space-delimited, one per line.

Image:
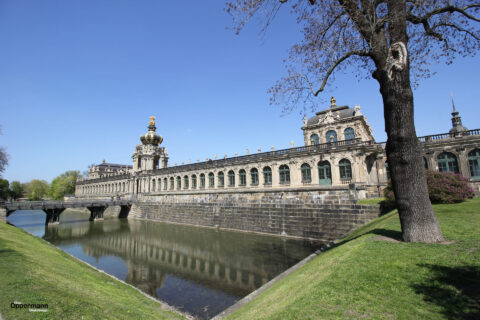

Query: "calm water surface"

xmin=8 ymin=210 xmax=323 ymax=319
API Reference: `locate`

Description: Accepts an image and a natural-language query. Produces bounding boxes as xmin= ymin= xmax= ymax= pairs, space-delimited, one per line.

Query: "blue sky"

xmin=1 ymin=0 xmax=479 ymax=183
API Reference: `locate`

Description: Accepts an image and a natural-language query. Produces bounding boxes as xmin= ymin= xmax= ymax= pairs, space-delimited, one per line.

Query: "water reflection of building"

xmin=44 ymin=219 xmax=314 ymax=298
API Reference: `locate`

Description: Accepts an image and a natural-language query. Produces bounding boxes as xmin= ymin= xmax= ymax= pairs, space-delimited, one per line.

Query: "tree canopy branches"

xmin=226 ymin=0 xmax=480 ymax=113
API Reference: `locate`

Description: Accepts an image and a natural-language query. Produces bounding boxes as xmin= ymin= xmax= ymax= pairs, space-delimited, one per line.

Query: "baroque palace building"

xmin=75 ymin=97 xmax=480 ymax=199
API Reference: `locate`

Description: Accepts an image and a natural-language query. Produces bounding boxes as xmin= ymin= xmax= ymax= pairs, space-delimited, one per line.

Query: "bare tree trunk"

xmin=378 ymin=75 xmax=444 ymax=243
xmin=374 ymin=0 xmax=444 ymax=243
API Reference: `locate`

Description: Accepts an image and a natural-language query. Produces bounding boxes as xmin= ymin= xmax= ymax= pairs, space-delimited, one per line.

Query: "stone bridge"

xmin=0 ymin=199 xmax=133 ymax=225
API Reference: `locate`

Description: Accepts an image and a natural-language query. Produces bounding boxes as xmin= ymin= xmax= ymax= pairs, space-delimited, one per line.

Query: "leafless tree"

xmin=226 ymin=0 xmax=480 ymax=243
xmin=0 ymin=125 xmax=9 ymax=176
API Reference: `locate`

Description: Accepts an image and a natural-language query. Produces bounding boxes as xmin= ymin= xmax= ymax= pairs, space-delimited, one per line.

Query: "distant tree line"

xmin=0 ymin=171 xmax=80 ymax=201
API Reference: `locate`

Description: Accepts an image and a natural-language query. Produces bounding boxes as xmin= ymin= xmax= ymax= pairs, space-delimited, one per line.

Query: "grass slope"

xmin=227 ymin=198 xmax=480 ymax=320
xmin=0 ymin=223 xmax=185 ymax=320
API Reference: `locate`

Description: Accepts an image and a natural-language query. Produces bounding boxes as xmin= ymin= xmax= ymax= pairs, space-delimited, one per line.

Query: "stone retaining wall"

xmin=130 ymin=191 xmax=380 ymax=241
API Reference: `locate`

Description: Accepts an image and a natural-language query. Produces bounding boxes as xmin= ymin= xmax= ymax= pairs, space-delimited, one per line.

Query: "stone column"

xmin=311 ymin=160 xmax=319 ymax=186
xmin=330 ymin=157 xmax=340 ymax=186
xmin=289 ymin=162 xmax=299 ymax=187
xmin=271 ymin=163 xmax=279 ymax=187
xmin=458 ymin=149 xmax=470 ymax=178
xmin=352 ymin=155 xmax=363 ymax=184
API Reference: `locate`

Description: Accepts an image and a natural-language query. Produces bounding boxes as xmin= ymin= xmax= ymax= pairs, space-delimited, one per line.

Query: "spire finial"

xmin=450 ymin=92 xmax=457 ymax=113
xmin=149 ymin=116 xmax=156 ymax=126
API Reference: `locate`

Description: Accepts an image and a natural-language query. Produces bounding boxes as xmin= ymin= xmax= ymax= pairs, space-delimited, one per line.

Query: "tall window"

xmin=339 ymin=159 xmax=352 ymax=179
xmin=424 ymin=157 xmax=429 ymax=169
xmin=192 ymin=175 xmax=197 ymax=189
xmin=239 ymin=169 xmax=246 ymax=186
xmin=344 ymin=127 xmax=355 ymax=140
xmin=176 ymin=176 xmax=181 ymax=190
xmin=163 ymin=178 xmax=168 ymax=190
xmin=279 ymin=164 xmax=290 ymax=184
xmin=208 ymin=172 xmax=215 ymax=188
xmin=200 ymin=173 xmax=206 ymax=189
xmin=184 ymin=175 xmax=189 ymax=189
xmin=301 ymin=163 xmax=311 ymax=183
xmin=468 ymin=149 xmax=480 ymax=178
xmin=318 ymin=160 xmax=332 ymax=185
xmin=170 ymin=177 xmax=174 ymax=190
xmin=228 ymin=170 xmax=235 ymax=187
xmin=250 ymin=168 xmax=259 ymax=186
xmin=326 ymin=130 xmax=337 ymax=142
xmin=263 ymin=166 xmax=272 ymax=185
xmin=152 ymin=179 xmax=156 ymax=192
xmin=310 ymin=134 xmax=319 ymax=145
xmin=218 ymin=171 xmax=224 ymax=187
xmin=437 ymin=152 xmax=459 ymax=173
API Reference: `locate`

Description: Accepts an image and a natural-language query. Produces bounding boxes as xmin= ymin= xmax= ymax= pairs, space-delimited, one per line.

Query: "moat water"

xmin=7 ymin=210 xmax=323 ymax=319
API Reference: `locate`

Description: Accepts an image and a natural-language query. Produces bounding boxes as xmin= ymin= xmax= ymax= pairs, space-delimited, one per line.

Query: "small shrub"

xmin=426 ymin=170 xmax=474 ymax=203
xmin=383 ymin=170 xmax=474 ymax=205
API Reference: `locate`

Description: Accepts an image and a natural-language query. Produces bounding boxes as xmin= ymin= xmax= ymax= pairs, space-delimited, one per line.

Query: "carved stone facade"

xmin=75 ymin=98 xmax=480 ymax=199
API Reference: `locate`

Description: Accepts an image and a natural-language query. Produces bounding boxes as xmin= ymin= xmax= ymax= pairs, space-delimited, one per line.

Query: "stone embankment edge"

xmin=8 ymin=224 xmax=194 ymax=320
xmin=211 ymin=242 xmax=334 ymax=320
xmin=211 ymin=206 xmax=383 ymax=319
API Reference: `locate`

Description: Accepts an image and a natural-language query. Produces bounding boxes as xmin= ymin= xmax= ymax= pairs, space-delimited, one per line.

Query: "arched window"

xmin=424 ymin=157 xmax=429 ymax=169
xmin=318 ymin=161 xmax=332 ymax=185
xmin=310 ymin=134 xmax=319 ymax=145
xmin=263 ymin=166 xmax=272 ymax=185
xmin=339 ymin=159 xmax=352 ymax=179
xmin=169 ymin=177 xmax=174 ymax=190
xmin=184 ymin=175 xmax=189 ymax=189
xmin=279 ymin=164 xmax=290 ymax=184
xmin=200 ymin=173 xmax=206 ymax=189
xmin=157 ymin=179 xmax=160 ymax=191
xmin=208 ymin=172 xmax=215 ymax=188
xmin=218 ymin=171 xmax=224 ymax=187
xmin=163 ymin=178 xmax=168 ymax=190
xmin=437 ymin=152 xmax=459 ymax=173
xmin=228 ymin=170 xmax=235 ymax=187
xmin=152 ymin=179 xmax=156 ymax=192
xmin=468 ymin=149 xmax=480 ymax=178
xmin=301 ymin=163 xmax=311 ymax=183
xmin=239 ymin=169 xmax=246 ymax=186
xmin=191 ymin=175 xmax=197 ymax=189
xmin=326 ymin=130 xmax=337 ymax=142
xmin=250 ymin=168 xmax=259 ymax=186
xmin=344 ymin=127 xmax=355 ymax=140
xmin=176 ymin=176 xmax=181 ymax=190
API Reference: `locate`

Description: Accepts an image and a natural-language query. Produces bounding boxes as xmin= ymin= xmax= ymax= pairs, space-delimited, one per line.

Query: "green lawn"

xmin=0 ymin=223 xmax=186 ymax=320
xmin=226 ymin=198 xmax=480 ymax=320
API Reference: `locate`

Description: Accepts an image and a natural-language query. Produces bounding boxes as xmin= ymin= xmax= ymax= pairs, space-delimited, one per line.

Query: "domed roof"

xmin=140 ymin=116 xmax=163 ymax=146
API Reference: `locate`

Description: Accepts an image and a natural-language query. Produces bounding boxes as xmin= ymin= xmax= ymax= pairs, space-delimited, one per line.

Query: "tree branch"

xmin=313 ymin=50 xmax=372 ymax=96
xmin=407 ymin=4 xmax=480 ymax=24
xmin=435 ymin=22 xmax=480 ymax=41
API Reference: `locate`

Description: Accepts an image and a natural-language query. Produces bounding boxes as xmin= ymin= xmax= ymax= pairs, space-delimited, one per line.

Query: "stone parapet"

xmin=0 ymin=207 xmax=6 ymax=223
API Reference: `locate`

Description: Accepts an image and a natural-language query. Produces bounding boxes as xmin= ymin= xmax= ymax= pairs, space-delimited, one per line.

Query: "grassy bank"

xmin=0 ymin=222 xmax=185 ymax=320
xmin=226 ymin=198 xmax=480 ymax=319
